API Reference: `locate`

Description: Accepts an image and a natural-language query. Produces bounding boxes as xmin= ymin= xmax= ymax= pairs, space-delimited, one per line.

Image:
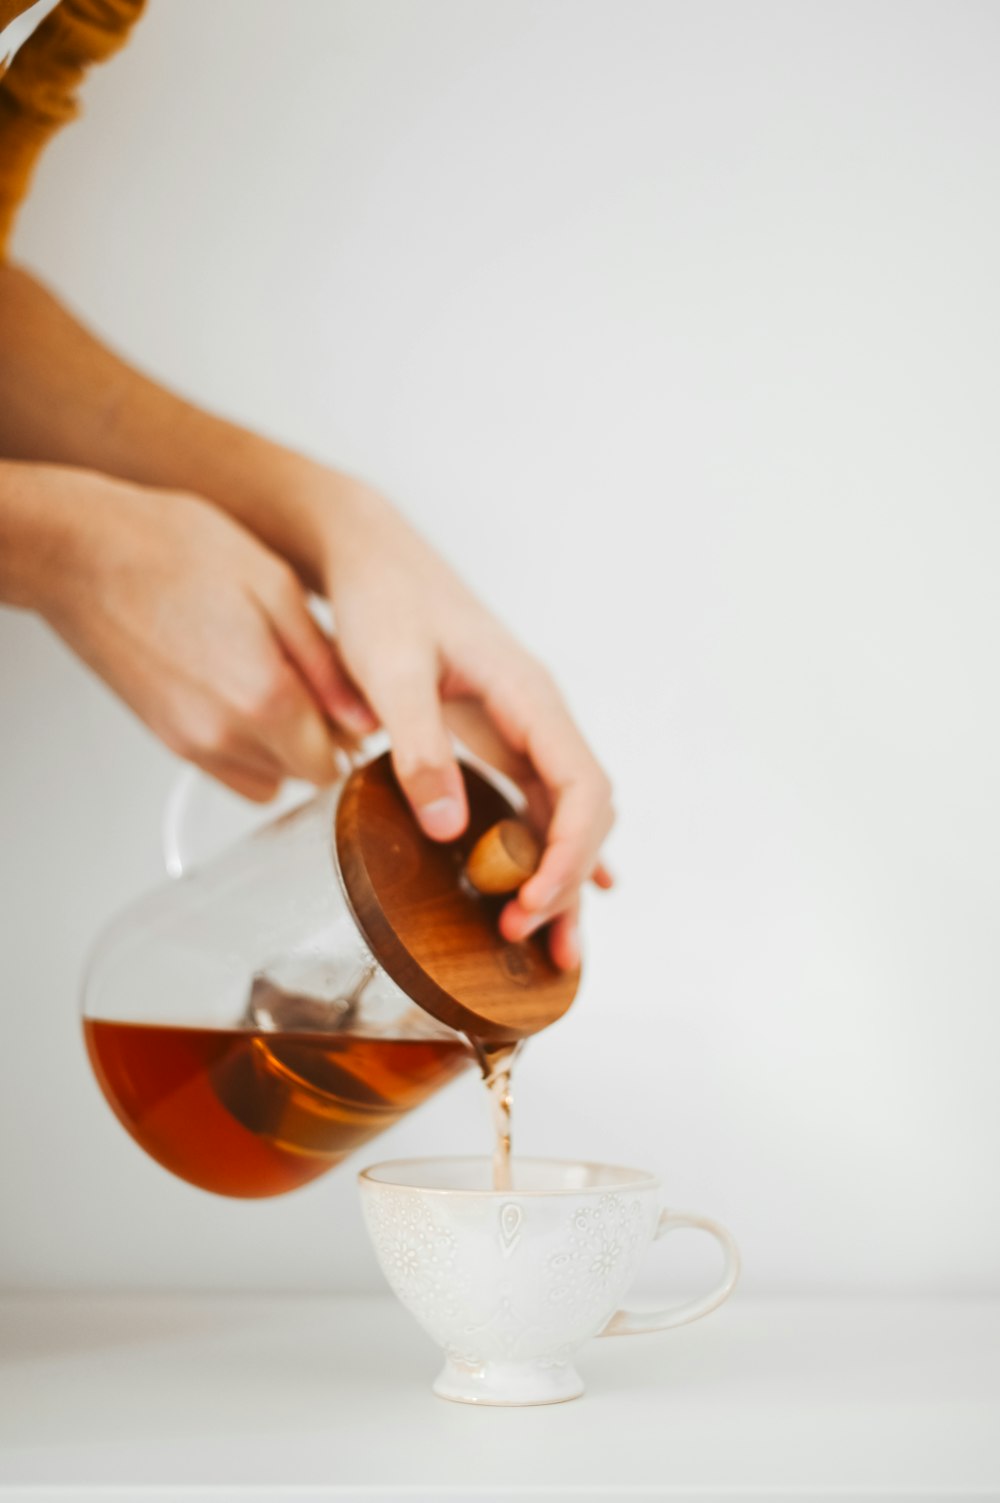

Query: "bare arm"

xmin=0 ymin=262 xmax=613 ymax=968
xmin=0 ymin=261 xmax=338 ymax=590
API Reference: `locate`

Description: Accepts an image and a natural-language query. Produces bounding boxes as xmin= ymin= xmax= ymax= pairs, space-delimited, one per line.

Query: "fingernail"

xmin=419 ymin=796 xmax=464 ymax=840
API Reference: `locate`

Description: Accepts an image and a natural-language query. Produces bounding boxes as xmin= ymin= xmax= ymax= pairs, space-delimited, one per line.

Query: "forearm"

xmin=0 ymin=262 xmax=357 ymax=591
xmin=0 ymin=460 xmax=75 ymax=611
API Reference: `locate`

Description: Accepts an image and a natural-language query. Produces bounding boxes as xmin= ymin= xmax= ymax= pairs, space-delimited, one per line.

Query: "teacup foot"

xmin=433 ymin=1356 xmax=584 ymax=1407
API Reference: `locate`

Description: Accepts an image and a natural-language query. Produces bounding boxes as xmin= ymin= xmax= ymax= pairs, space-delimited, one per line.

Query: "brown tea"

xmin=84 ymin=1018 xmax=472 ymax=1198
xmin=475 ymin=1041 xmax=519 ymax=1191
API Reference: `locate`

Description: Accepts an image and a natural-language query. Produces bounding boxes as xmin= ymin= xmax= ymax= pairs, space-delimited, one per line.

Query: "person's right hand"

xmin=31 ymin=467 xmax=375 ymax=799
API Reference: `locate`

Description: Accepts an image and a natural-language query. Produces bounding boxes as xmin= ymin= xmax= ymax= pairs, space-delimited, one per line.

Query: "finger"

xmin=365 ymin=649 xmax=468 ymax=840
xmin=323 ymin=634 xmax=379 ymax=735
xmin=444 ymin=705 xmax=613 ymax=902
xmin=444 ymin=697 xmax=613 ymax=890
xmin=499 ymin=811 xmax=610 ymax=937
xmin=481 ymin=680 xmax=613 ymax=919
xmin=264 ymin=580 xmax=377 ymax=738
xmin=444 ymin=649 xmax=613 ymax=923
xmin=190 ymin=753 xmax=282 ymax=804
xmin=520 ymin=801 xmax=613 ymax=895
xmin=499 ymin=781 xmax=611 ymax=942
xmin=246 ymin=660 xmax=343 ymax=786
xmin=547 ymin=900 xmax=581 ymax=972
xmin=441 ymin=698 xmax=535 ymax=787
xmin=518 ymin=734 xmax=612 ymax=916
xmin=519 ymin=777 xmax=612 ymax=916
xmin=442 ymin=704 xmax=613 ymax=890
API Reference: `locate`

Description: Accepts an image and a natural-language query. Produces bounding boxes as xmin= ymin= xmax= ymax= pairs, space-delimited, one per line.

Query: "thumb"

xmin=366 ymin=653 xmax=468 ymax=840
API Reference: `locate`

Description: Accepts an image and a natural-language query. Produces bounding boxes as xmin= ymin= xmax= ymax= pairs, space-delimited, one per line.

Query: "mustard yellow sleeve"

xmin=0 ymin=3 xmax=41 ymax=27
xmin=0 ymin=0 xmax=146 ymax=256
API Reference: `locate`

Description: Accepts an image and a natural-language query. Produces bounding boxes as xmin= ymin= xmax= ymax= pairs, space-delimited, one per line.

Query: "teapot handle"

xmin=161 ymin=739 xmax=524 ymax=883
xmin=162 ymin=765 xmax=203 ymax=879
xmin=161 ymin=757 xmax=358 ymax=880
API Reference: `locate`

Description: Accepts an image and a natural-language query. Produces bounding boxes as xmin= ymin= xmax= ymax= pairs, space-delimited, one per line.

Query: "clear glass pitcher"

xmin=81 ymin=749 xmax=578 ymax=1198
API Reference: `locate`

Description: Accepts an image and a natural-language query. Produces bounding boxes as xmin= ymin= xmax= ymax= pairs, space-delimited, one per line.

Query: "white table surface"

xmin=0 ymin=1294 xmax=997 ymax=1501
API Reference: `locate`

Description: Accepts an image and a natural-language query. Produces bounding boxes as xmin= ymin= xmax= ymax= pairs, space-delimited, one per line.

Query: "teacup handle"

xmin=599 ymin=1208 xmax=741 ymax=1337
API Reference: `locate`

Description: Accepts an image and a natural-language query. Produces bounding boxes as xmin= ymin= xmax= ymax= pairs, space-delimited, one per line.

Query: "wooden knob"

xmin=465 ymin=819 xmax=541 ymax=895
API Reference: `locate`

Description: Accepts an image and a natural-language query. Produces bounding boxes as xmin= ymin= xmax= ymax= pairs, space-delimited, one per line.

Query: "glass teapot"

xmin=82 ymin=748 xmax=579 ymax=1198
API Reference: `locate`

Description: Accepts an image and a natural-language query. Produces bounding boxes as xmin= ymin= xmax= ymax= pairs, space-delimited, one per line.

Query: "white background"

xmin=1 ymin=0 xmax=998 ymax=1297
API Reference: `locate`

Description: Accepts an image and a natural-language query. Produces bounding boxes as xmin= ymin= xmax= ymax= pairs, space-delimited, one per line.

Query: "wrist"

xmin=254 ymin=450 xmax=393 ymax=598
xmin=0 ymin=462 xmax=83 ymax=614
xmin=273 ymin=455 xmax=391 ymax=591
xmin=160 ymin=426 xmax=368 ymax=596
xmin=0 ymin=462 xmax=144 ymax=625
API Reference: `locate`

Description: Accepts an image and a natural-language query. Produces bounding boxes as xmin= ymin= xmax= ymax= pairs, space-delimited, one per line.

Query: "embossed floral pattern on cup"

xmin=364 ymin=1185 xmax=468 ymax=1327
xmin=359 ymin=1157 xmax=740 ymax=1407
xmin=545 ymin=1191 xmax=647 ymax=1319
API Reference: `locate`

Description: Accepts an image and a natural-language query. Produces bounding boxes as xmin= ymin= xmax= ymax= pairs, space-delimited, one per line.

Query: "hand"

xmin=32 ymin=468 xmax=373 ymax=800
xmin=0 ymin=271 xmax=612 ymax=967
xmin=321 ymin=480 xmax=615 ymax=970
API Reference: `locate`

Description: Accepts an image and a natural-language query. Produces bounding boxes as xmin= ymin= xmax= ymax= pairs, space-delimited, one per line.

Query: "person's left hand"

xmin=319 ymin=480 xmax=614 ymax=972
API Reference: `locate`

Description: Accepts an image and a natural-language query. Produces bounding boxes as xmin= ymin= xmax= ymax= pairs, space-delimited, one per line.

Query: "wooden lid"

xmin=334 ymin=752 xmax=579 ymax=1042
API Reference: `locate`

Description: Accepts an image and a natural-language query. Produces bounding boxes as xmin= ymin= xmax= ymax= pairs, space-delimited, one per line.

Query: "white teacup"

xmin=359 ymin=1156 xmax=740 ymax=1406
